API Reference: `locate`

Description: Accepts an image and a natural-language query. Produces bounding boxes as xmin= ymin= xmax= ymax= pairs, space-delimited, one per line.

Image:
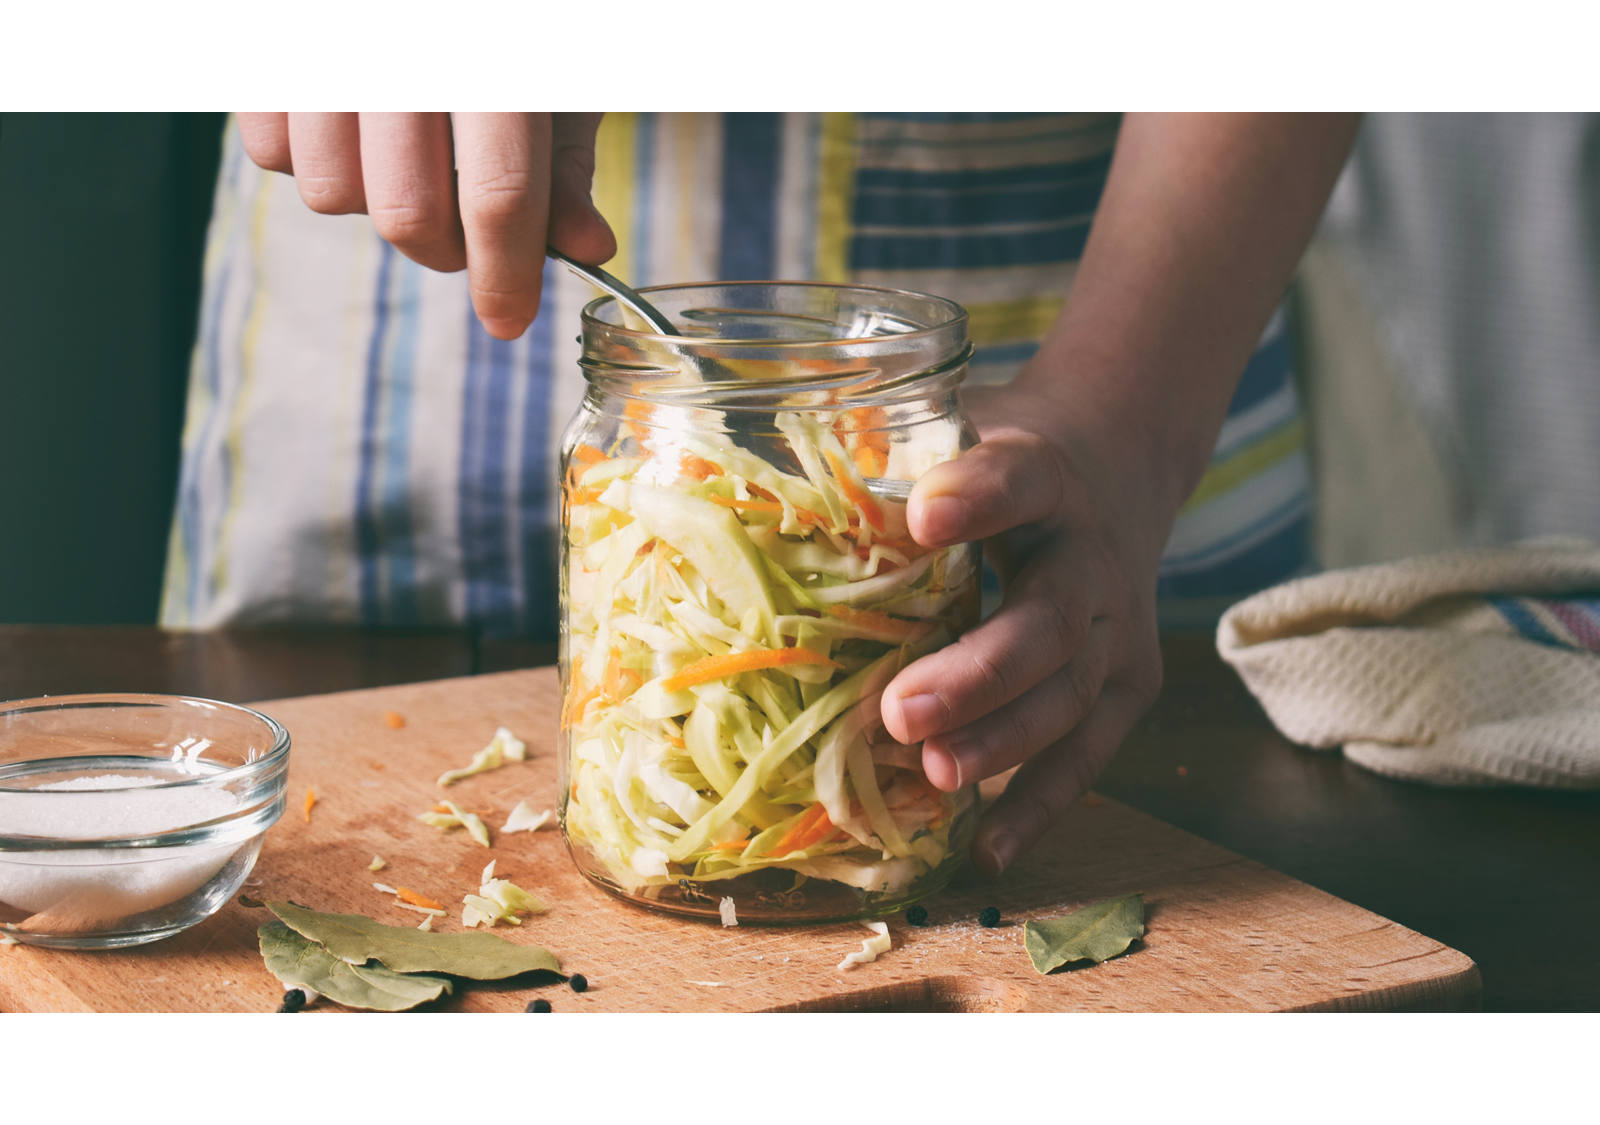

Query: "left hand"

xmin=880 ymin=380 xmax=1173 ymax=876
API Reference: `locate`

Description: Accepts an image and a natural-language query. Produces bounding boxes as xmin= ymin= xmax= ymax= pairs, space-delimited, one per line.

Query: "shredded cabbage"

xmin=437 ymin=726 xmax=527 ymax=788
xmin=562 ymin=408 xmax=977 ymax=906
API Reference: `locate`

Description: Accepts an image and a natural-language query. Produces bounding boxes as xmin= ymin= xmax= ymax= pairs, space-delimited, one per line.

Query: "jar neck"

xmin=579 ymin=282 xmax=972 ymax=412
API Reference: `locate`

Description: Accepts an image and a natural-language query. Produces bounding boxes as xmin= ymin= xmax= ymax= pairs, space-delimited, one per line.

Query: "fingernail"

xmin=977 ymin=831 xmax=1016 ymax=877
xmin=482 ymin=317 xmax=529 ymax=340
xmin=895 ymin=693 xmax=946 ymax=741
xmin=918 ymin=495 xmax=968 ymax=543
xmin=924 ymin=744 xmax=963 ymax=790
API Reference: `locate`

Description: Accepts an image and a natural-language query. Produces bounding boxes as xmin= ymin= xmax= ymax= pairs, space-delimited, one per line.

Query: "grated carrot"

xmin=623 ymin=399 xmax=655 ymax=441
xmin=561 ymin=658 xmax=601 ymax=730
xmin=772 ymin=803 xmax=835 ymax=855
xmin=601 ymin=649 xmax=642 ymax=702
xmin=678 ymin=452 xmax=724 ymax=481
xmin=853 ymin=443 xmax=889 ymax=480
xmin=565 ymin=443 xmax=608 ymax=488
xmin=708 ymin=495 xmax=829 ymax=527
xmin=709 ymin=838 xmax=752 ymax=852
xmin=566 ymin=486 xmax=603 ymax=506
xmin=395 ymin=886 xmax=446 ymax=912
xmin=302 ymin=787 xmax=317 ymax=822
xmin=824 ymin=450 xmax=886 ymax=532
xmin=827 ymin=604 xmax=917 ymax=634
xmin=382 ymin=710 xmax=406 ymax=729
xmin=660 ymin=647 xmax=839 ymax=693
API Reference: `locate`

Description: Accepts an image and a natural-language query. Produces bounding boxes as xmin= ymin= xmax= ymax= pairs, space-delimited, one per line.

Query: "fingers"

xmin=241 ymin=110 xmax=613 ymax=338
xmin=452 ymin=112 xmax=552 ymax=340
xmin=908 ymin=430 xmax=1070 ymax=548
xmin=919 ymin=620 xmax=1110 ymax=791
xmin=882 ymin=552 xmax=1094 ymax=746
xmin=237 ymin=113 xmax=291 ymax=173
xmin=359 ymin=113 xmax=466 ymax=273
xmin=548 ymin=113 xmax=617 ymax=264
xmin=971 ymin=680 xmax=1153 ymax=876
xmin=285 ymin=112 xmax=366 ymax=214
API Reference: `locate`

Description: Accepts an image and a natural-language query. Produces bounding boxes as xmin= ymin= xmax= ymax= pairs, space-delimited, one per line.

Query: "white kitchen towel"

xmin=1216 ymin=540 xmax=1600 ymax=788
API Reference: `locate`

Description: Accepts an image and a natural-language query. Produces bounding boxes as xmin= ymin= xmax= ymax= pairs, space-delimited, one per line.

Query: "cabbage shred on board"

xmin=559 ymin=406 xmax=980 ymax=919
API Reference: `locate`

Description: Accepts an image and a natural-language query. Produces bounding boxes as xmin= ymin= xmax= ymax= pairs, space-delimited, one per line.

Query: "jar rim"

xmin=579 ymin=279 xmax=969 ymax=348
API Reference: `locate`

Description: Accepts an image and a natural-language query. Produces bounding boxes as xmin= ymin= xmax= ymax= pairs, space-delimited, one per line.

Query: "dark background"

xmin=1 ymin=113 xmax=226 ymax=623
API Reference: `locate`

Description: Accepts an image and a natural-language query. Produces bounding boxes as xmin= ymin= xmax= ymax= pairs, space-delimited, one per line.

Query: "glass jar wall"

xmin=558 ymin=282 xmax=979 ymax=923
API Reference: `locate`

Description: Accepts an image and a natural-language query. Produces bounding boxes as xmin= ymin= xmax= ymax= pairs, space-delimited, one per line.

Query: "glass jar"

xmin=557 ymin=282 xmax=979 ymax=923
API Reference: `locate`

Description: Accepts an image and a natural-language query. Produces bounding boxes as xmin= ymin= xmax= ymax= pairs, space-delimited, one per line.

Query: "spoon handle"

xmin=547 ymin=248 xmax=678 ymax=336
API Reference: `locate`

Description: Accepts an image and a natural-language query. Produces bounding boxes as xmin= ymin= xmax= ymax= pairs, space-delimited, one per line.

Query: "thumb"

xmin=908 ymin=431 xmax=1068 ymax=548
xmin=548 ymin=112 xmax=617 ymax=264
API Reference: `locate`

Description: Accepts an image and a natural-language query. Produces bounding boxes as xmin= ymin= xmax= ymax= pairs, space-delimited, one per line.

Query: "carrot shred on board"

xmin=660 ymin=647 xmax=839 ymax=693
xmin=772 ymin=803 xmax=835 ymax=855
xmin=382 ymin=710 xmax=406 ymax=729
xmin=395 ymin=887 xmax=445 ymax=912
xmin=824 ymin=450 xmax=886 ymax=532
xmin=302 ymin=787 xmax=317 ymax=822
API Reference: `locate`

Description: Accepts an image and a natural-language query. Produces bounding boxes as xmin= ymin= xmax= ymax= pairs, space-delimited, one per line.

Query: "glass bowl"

xmin=0 ymin=693 xmax=290 ymax=949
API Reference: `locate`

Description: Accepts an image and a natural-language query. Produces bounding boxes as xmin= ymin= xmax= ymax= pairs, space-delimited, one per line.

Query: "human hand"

xmin=880 ymin=381 xmax=1172 ymax=877
xmin=236 ymin=112 xmax=616 ymax=340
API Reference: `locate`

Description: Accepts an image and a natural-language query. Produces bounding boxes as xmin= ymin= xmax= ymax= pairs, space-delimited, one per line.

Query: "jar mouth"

xmin=578 ymin=281 xmax=972 ymax=407
xmin=579 ymin=280 xmax=969 ymax=348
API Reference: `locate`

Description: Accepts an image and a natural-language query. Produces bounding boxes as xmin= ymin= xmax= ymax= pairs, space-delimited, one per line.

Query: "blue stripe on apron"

xmin=854 ymin=155 xmax=1114 ymax=193
xmin=850 ymin=219 xmax=1092 ymax=271
xmin=719 ymin=113 xmax=782 ymax=279
xmin=1157 ymin=504 xmax=1313 ymax=599
xmin=853 ymin=181 xmax=1106 ymax=227
xmin=380 ymin=254 xmax=422 ymax=625
xmin=517 ymin=259 xmax=559 ymax=640
xmin=355 ymin=240 xmax=396 ymax=624
xmin=181 ymin=224 xmax=234 ymax=619
xmin=459 ymin=309 xmax=518 ymax=631
xmin=1226 ymin=330 xmax=1293 ymax=415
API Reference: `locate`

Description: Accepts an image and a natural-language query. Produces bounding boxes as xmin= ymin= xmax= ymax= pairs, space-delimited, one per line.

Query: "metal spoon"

xmin=547 ymin=248 xmax=679 ymax=336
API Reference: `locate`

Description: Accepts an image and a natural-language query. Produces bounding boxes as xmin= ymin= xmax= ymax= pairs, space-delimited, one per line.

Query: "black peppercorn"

xmin=978 ymin=906 xmax=1001 ymax=928
xmin=568 ymin=973 xmax=589 ymax=993
xmin=905 ymin=905 xmax=929 ymax=926
xmin=277 ymin=989 xmax=307 ymax=1013
xmin=525 ymin=998 xmax=553 ymax=1012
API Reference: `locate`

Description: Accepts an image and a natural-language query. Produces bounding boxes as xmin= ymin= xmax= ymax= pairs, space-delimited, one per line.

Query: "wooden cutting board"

xmin=0 ymin=669 xmax=1479 ymax=1012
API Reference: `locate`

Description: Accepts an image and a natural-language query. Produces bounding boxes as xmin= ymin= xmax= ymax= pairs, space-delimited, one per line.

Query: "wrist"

xmin=1010 ymin=345 xmax=1223 ymax=535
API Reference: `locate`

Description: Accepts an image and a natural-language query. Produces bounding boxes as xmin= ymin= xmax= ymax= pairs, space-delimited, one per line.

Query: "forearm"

xmin=1019 ymin=112 xmax=1360 ymax=522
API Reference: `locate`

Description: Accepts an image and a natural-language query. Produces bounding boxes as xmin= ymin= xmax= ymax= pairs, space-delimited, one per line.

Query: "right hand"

xmin=237 ymin=112 xmax=616 ymax=340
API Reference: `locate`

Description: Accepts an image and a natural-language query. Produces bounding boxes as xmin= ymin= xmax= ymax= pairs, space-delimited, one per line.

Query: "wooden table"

xmin=4 ymin=625 xmax=1596 ymax=1011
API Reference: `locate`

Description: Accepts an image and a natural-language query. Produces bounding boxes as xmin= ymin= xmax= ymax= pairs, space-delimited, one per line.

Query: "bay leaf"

xmin=1023 ymin=893 xmax=1145 ymax=974
xmin=259 ymin=921 xmax=453 ymax=1011
xmin=266 ymin=900 xmax=561 ymax=980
